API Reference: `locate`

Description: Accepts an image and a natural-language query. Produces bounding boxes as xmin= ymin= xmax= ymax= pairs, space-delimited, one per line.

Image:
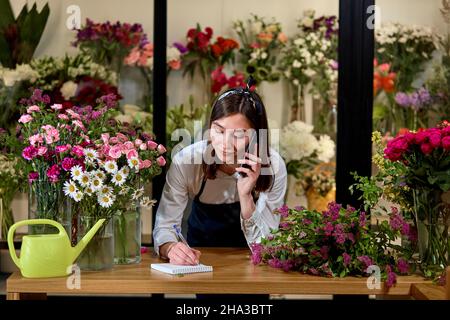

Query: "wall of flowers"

xmin=0 ymin=0 xmax=449 ymax=283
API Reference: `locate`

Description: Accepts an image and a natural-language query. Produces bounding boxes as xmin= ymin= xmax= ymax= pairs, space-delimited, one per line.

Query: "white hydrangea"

xmin=280 ymin=121 xmax=317 ymax=162
xmin=316 ymin=135 xmax=335 ymax=162
xmin=60 ymin=81 xmax=78 ymax=100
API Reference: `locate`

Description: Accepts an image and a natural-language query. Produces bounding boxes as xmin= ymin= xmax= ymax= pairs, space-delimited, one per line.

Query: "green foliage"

xmin=0 ymin=0 xmax=50 ymax=68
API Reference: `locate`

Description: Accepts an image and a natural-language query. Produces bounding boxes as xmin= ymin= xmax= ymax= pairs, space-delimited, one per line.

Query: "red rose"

xmin=420 ymin=143 xmax=433 ymax=155
xmin=442 ymin=136 xmax=450 ymax=150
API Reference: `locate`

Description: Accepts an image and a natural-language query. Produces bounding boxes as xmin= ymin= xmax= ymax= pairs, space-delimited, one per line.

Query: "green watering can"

xmin=8 ymin=218 xmax=105 ymax=278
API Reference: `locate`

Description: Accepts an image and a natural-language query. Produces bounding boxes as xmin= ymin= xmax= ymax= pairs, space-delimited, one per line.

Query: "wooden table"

xmin=6 ymin=248 xmax=448 ymax=300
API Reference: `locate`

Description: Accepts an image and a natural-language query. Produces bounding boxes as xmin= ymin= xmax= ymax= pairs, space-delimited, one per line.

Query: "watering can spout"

xmin=72 ymin=219 xmax=106 ymax=262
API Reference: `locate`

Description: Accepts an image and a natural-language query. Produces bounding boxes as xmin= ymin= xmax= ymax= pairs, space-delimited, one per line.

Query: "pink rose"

xmin=27 ymin=105 xmax=40 ymax=113
xmin=156 ymin=156 xmax=166 ymax=167
xmin=109 ymin=137 xmax=119 ymax=144
xmin=109 ymin=145 xmax=123 ymax=159
xmin=428 ymin=132 xmax=441 ymax=148
xmin=116 ymin=133 xmax=129 ymax=143
xmin=139 ymin=143 xmax=147 ymax=151
xmin=420 ymin=143 xmax=433 ymax=155
xmin=142 ymin=159 xmax=152 ymax=168
xmin=50 ymin=104 xmax=63 ymax=110
xmin=124 ymin=141 xmax=135 ymax=150
xmin=157 ymin=144 xmax=167 ymax=154
xmin=126 ymin=149 xmax=138 ymax=159
xmin=134 ymin=139 xmax=143 ymax=147
xmin=101 ymin=133 xmax=110 ymax=145
xmin=58 ymin=114 xmax=69 ymax=121
xmin=442 ymin=136 xmax=450 ymax=151
xmin=147 ymin=140 xmax=158 ymax=150
xmin=18 ymin=114 xmax=33 ymax=124
xmin=124 ymin=47 xmax=141 ymax=65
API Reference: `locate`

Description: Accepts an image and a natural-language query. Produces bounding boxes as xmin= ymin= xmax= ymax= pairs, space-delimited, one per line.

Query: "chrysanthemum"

xmin=63 ymin=180 xmax=78 ymax=198
xmin=103 ymin=160 xmax=118 ymax=174
xmin=79 ymin=173 xmax=91 ymax=187
xmin=70 ymin=165 xmax=83 ymax=181
xmin=99 ymin=185 xmax=113 ymax=196
xmin=98 ymin=193 xmax=115 ymax=208
xmin=120 ymin=165 xmax=130 ymax=176
xmin=111 ymin=171 xmax=126 ymax=186
xmin=74 ymin=191 xmax=83 ymax=202
xmin=84 ymin=186 xmax=94 ymax=196
xmin=127 ymin=157 xmax=139 ymax=170
xmin=132 ymin=187 xmax=144 ymax=200
xmin=91 ymin=170 xmax=106 ymax=181
xmin=119 ymin=186 xmax=130 ymax=195
xmin=90 ymin=176 xmax=103 ymax=191
xmin=83 ymin=148 xmax=98 ymax=162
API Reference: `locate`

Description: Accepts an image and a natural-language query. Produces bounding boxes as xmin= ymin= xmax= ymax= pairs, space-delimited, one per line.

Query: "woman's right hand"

xmin=164 ymin=242 xmax=201 ymax=265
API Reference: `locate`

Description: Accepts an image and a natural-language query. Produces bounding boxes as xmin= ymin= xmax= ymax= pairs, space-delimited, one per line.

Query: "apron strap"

xmin=194 ymin=176 xmax=207 ymax=202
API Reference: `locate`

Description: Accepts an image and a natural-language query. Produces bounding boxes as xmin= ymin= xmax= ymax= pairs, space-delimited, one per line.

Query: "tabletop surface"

xmin=7 ymin=247 xmax=433 ymax=296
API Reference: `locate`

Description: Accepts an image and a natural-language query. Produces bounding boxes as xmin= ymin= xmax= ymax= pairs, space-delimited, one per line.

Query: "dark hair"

xmin=202 ymin=86 xmax=274 ymax=193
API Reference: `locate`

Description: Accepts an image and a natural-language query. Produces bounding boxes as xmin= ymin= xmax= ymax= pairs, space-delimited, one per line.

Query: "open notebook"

xmin=151 ymin=263 xmax=213 ymax=275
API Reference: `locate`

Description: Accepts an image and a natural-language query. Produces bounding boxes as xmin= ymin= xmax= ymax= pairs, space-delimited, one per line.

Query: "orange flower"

xmin=373 ymin=59 xmax=396 ymax=95
xmin=257 ymin=32 xmax=274 ymax=43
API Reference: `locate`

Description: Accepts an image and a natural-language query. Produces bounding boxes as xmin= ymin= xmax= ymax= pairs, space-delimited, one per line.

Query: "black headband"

xmin=216 ymin=76 xmax=263 ymax=115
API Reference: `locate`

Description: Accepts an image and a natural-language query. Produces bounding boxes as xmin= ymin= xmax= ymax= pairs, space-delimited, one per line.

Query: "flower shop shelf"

xmin=6 ymin=248 xmax=448 ymax=300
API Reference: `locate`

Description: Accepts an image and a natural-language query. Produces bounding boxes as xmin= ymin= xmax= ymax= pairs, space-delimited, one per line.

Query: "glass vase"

xmin=290 ymin=85 xmax=305 ymax=122
xmin=113 ymin=203 xmax=141 ymax=264
xmin=412 ymin=189 xmax=450 ymax=278
xmin=28 ymin=180 xmax=71 ymax=237
xmin=76 ymin=215 xmax=114 ymax=271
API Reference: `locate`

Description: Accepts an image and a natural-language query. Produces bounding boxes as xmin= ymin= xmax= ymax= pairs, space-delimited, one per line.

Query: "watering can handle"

xmin=7 ymin=219 xmax=67 ymax=269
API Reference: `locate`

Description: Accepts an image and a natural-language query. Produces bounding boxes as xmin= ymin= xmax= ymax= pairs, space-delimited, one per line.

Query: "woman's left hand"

xmin=235 ymin=143 xmax=261 ymax=197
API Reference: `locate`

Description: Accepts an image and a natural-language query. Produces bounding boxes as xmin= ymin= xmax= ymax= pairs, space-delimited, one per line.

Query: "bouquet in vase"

xmin=279 ymin=10 xmax=338 ymax=124
xmin=65 ymin=127 xmax=167 ymax=267
xmin=73 ymin=19 xmax=147 ymax=73
xmin=17 ymin=89 xmax=118 ymax=236
xmin=233 ymin=14 xmax=287 ymax=84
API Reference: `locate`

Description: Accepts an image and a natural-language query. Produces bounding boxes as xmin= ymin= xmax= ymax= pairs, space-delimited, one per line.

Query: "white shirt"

xmin=153 ymin=140 xmax=287 ymax=255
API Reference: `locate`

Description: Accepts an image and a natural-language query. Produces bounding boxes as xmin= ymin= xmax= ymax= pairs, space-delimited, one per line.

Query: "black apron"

xmin=187 ymin=175 xmax=269 ymax=301
xmin=187 ymin=176 xmax=248 ymax=247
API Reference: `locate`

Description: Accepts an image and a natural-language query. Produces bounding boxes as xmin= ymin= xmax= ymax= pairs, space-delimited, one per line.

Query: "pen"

xmin=173 ymin=224 xmax=199 ymax=265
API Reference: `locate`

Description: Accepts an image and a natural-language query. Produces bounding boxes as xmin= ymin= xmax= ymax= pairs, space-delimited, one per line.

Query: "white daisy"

xmin=84 ymin=186 xmax=94 ymax=196
xmin=79 ymin=173 xmax=91 ymax=187
xmin=63 ymin=180 xmax=78 ymax=197
xmin=91 ymin=170 xmax=106 ymax=181
xmin=119 ymin=166 xmax=130 ymax=179
xmin=99 ymin=185 xmax=113 ymax=196
xmin=83 ymin=148 xmax=98 ymax=161
xmin=127 ymin=157 xmax=139 ymax=170
xmin=98 ymin=193 xmax=115 ymax=208
xmin=73 ymin=191 xmax=83 ymax=202
xmin=111 ymin=171 xmax=126 ymax=186
xmin=120 ymin=165 xmax=130 ymax=176
xmin=90 ymin=176 xmax=103 ymax=191
xmin=132 ymin=187 xmax=144 ymax=200
xmin=103 ymin=160 xmax=118 ymax=174
xmin=140 ymin=196 xmax=157 ymax=208
xmin=119 ymin=186 xmax=130 ymax=195
xmin=70 ymin=165 xmax=83 ymax=182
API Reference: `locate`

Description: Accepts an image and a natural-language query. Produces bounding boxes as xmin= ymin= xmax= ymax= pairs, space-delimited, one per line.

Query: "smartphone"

xmin=239 ymin=131 xmax=257 ymax=177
